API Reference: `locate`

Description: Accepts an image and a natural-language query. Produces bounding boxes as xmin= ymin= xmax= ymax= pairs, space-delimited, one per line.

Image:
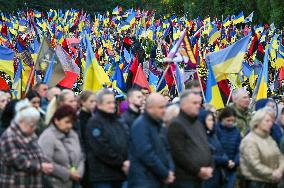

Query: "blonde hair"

xmin=14 ymin=99 xmax=40 ymax=124
xmin=79 ymin=90 xmax=95 ymax=106
xmin=250 ymin=108 xmax=270 ymax=130
xmin=163 ymin=104 xmax=180 ymax=127
xmin=45 ymin=89 xmax=74 ymax=125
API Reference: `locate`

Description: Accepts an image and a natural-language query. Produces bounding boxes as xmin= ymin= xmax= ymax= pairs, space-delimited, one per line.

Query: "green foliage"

xmin=0 ymin=0 xmax=282 ymax=25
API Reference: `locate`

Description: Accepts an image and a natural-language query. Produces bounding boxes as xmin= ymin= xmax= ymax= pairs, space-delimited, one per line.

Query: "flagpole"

xmin=156 ymin=64 xmax=170 ymax=91
xmin=171 ymin=64 xmax=180 ymax=96
xmin=196 ymin=70 xmax=206 ymax=102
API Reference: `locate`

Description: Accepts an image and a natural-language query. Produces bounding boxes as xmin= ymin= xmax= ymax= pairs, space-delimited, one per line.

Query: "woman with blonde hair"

xmin=45 ymin=89 xmax=77 ymax=125
xmin=240 ymin=108 xmax=284 ymax=188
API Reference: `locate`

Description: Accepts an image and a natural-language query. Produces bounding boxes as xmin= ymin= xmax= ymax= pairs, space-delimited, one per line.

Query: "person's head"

xmin=199 ymin=110 xmax=215 ymax=131
xmin=218 ymin=107 xmax=236 ymax=127
xmin=250 ymin=109 xmax=273 ymax=134
xmin=35 ymin=83 xmax=48 ymax=98
xmin=96 ymin=89 xmax=116 ymax=114
xmin=26 ymin=90 xmax=41 ymax=109
xmin=163 ymin=104 xmax=180 ymax=126
xmin=59 ymin=89 xmax=77 ymax=109
xmin=14 ymin=99 xmax=40 ymax=136
xmin=51 ymin=105 xmax=77 ymax=134
xmin=180 ymin=90 xmax=202 ymax=117
xmin=127 ymin=89 xmax=143 ymax=112
xmin=45 ymin=90 xmax=77 ymax=125
xmin=184 ymin=80 xmax=202 ymax=94
xmin=1 ymin=99 xmax=19 ymax=128
xmin=0 ymin=91 xmax=9 ymax=110
xmin=47 ymin=87 xmax=61 ymax=101
xmin=145 ymin=92 xmax=167 ymax=121
xmin=79 ymin=90 xmax=96 ymax=112
xmin=203 ymin=103 xmax=217 ymax=118
xmin=232 ymin=88 xmax=250 ymax=110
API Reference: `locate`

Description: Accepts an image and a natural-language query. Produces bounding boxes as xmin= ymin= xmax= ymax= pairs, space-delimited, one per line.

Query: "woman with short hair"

xmin=240 ymin=108 xmax=284 ymax=188
xmin=38 ymin=105 xmax=85 ymax=188
xmin=0 ymin=99 xmax=54 ymax=188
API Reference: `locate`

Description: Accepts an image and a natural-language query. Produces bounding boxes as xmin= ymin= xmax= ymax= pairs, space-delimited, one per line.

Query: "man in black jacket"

xmin=128 ymin=93 xmax=175 ymax=188
xmin=168 ymin=90 xmax=213 ymax=188
xmin=85 ymin=89 xmax=129 ymax=188
xmin=121 ymin=89 xmax=144 ymax=129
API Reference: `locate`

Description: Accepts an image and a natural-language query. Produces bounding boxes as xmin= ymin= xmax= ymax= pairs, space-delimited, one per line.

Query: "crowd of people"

xmin=1 ymin=81 xmax=284 ymax=188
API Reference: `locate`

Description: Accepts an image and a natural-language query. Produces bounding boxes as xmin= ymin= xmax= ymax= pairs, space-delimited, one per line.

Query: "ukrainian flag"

xmin=0 ymin=45 xmax=14 ymax=78
xmin=83 ymin=34 xmax=111 ymax=91
xmin=233 ymin=11 xmax=244 ymax=25
xmin=126 ymin=12 xmax=136 ymax=25
xmin=254 ymin=48 xmax=268 ymax=100
xmin=205 ymin=34 xmax=251 ymax=81
xmin=205 ymin=64 xmax=224 ymax=110
xmin=223 ymin=17 xmax=230 ymax=27
xmin=112 ymin=6 xmax=120 ymax=15
xmin=208 ymin=25 xmax=220 ymax=45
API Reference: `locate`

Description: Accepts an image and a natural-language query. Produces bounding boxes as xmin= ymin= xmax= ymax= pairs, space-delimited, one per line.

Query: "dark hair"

xmin=51 ymin=105 xmax=77 ymax=125
xmin=1 ymin=99 xmax=19 ymax=129
xmin=26 ymin=90 xmax=41 ymax=101
xmin=184 ymin=80 xmax=200 ymax=90
xmin=34 ymin=82 xmax=47 ymax=91
xmin=79 ymin=90 xmax=95 ymax=104
xmin=218 ymin=107 xmax=236 ymax=122
xmin=127 ymin=88 xmax=141 ymax=98
xmin=281 ymin=107 xmax=284 ymax=114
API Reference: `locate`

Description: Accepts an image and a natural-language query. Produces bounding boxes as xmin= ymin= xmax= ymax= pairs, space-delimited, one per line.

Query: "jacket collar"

xmin=127 ymin=106 xmax=140 ymax=116
xmin=10 ymin=122 xmax=37 ymax=144
xmin=253 ymin=128 xmax=270 ymax=138
xmin=50 ymin=124 xmax=71 ymax=140
xmin=95 ymin=108 xmax=117 ymax=119
xmin=144 ymin=111 xmax=163 ymax=127
xmin=179 ymin=110 xmax=198 ymax=123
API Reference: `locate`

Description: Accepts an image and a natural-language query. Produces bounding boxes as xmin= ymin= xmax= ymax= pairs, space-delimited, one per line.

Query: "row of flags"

xmin=0 ymin=7 xmax=281 ymax=111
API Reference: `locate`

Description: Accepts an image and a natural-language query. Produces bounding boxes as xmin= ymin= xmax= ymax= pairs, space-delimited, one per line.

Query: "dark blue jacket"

xmin=271 ymin=123 xmax=283 ymax=146
xmin=215 ymin=123 xmax=241 ymax=169
xmin=128 ymin=112 xmax=174 ymax=188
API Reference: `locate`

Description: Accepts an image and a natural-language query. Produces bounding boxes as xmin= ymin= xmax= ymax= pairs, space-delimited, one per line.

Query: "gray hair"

xmin=14 ymin=99 xmax=40 ymax=124
xmin=96 ymin=89 xmax=113 ymax=104
xmin=232 ymin=88 xmax=248 ymax=101
xmin=250 ymin=108 xmax=269 ymax=130
xmin=180 ymin=89 xmax=199 ymax=104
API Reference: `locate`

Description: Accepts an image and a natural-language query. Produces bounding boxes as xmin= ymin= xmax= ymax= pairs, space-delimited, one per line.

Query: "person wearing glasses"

xmin=0 ymin=99 xmax=54 ymax=188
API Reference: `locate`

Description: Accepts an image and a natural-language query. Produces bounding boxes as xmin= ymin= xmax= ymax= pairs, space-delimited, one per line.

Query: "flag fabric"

xmin=242 ymin=61 xmax=253 ymax=78
xmin=35 ymin=38 xmax=66 ymax=87
xmin=0 ymin=45 xmax=14 ymax=78
xmin=175 ymin=62 xmax=184 ymax=93
xmin=113 ymin=62 xmax=126 ymax=93
xmin=126 ymin=12 xmax=136 ymax=25
xmin=244 ymin=12 xmax=254 ymax=23
xmin=254 ymin=48 xmax=269 ymax=100
xmin=205 ymin=34 xmax=251 ymax=81
xmin=56 ymin=45 xmax=80 ymax=89
xmin=205 ymin=64 xmax=224 ymax=110
xmin=83 ymin=34 xmax=111 ymax=91
xmin=132 ymin=64 xmax=151 ymax=92
xmin=233 ymin=11 xmax=244 ymax=25
xmin=156 ymin=72 xmax=167 ymax=92
xmin=149 ymin=71 xmax=159 ymax=91
xmin=125 ymin=54 xmax=139 ymax=90
xmin=223 ymin=17 xmax=230 ymax=27
xmin=208 ymin=25 xmax=220 ymax=45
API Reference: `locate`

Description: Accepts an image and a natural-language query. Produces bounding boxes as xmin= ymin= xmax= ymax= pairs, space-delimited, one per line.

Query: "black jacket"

xmin=85 ymin=109 xmax=128 ymax=182
xmin=168 ymin=110 xmax=213 ymax=181
xmin=128 ymin=112 xmax=174 ymax=187
xmin=78 ymin=109 xmax=92 ymax=150
xmin=120 ymin=107 xmax=140 ymax=129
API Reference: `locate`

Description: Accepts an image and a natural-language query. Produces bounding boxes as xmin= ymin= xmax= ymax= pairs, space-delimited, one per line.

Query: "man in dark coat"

xmin=168 ymin=90 xmax=213 ymax=188
xmin=128 ymin=93 xmax=175 ymax=188
xmin=85 ymin=89 xmax=129 ymax=188
xmin=120 ymin=89 xmax=144 ymax=129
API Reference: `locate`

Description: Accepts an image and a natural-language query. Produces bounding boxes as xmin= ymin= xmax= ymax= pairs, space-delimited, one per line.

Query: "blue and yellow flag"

xmin=83 ymin=34 xmax=111 ymax=91
xmin=205 ymin=34 xmax=251 ymax=81
xmin=233 ymin=11 xmax=244 ymax=25
xmin=205 ymin=64 xmax=224 ymax=110
xmin=0 ymin=45 xmax=14 ymax=78
xmin=208 ymin=25 xmax=220 ymax=45
xmin=254 ymin=48 xmax=268 ymax=100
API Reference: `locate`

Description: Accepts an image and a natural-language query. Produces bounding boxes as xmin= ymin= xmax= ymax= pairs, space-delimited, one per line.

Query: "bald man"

xmin=128 ymin=93 xmax=175 ymax=188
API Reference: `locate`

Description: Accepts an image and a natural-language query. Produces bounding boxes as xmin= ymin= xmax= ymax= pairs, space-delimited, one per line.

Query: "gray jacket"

xmin=38 ymin=125 xmax=85 ymax=188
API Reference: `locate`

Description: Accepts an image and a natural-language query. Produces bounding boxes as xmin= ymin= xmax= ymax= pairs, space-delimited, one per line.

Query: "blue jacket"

xmin=271 ymin=123 xmax=283 ymax=146
xmin=215 ymin=123 xmax=241 ymax=169
xmin=128 ymin=112 xmax=174 ymax=187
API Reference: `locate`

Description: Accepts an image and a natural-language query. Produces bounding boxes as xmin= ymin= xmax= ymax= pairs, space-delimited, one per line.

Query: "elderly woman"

xmin=38 ymin=105 xmax=85 ymax=188
xmin=0 ymin=99 xmax=53 ymax=188
xmin=240 ymin=108 xmax=284 ymax=188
